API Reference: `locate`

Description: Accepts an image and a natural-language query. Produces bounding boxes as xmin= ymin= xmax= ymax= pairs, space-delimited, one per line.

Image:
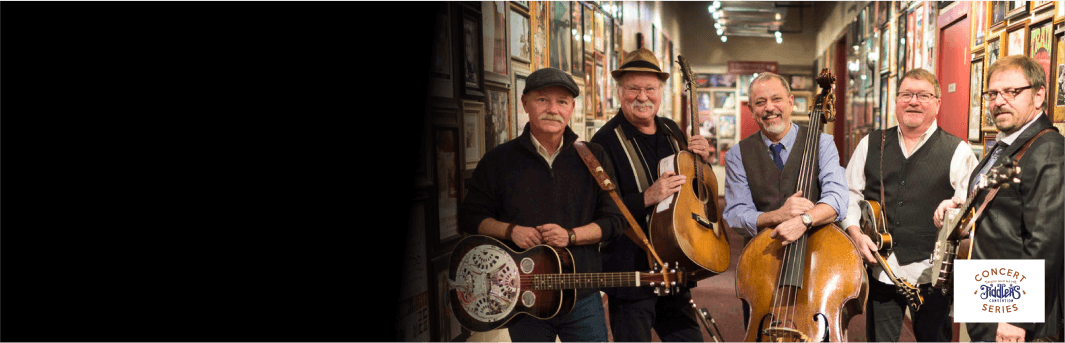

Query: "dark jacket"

xmin=591 ymin=111 xmax=687 ymax=300
xmin=458 ymin=124 xmax=625 ymax=299
xmin=965 ymin=114 xmax=1064 ymax=341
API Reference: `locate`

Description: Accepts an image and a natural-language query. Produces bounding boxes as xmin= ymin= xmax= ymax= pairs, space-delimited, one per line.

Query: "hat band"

xmin=619 ymin=60 xmax=662 ymax=72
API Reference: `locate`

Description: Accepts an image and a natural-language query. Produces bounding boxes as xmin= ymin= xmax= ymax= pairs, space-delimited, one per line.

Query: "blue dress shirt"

xmin=723 ymin=123 xmax=848 ymax=238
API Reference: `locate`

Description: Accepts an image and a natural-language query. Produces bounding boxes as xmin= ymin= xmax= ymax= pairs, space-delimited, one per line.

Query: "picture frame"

xmin=972 ymin=1 xmax=988 ymax=49
xmin=712 ymin=89 xmax=736 ymax=111
xmin=880 ymin=72 xmax=890 ymax=130
xmin=595 ymin=52 xmax=608 ymax=119
xmin=1004 ymin=0 xmax=1028 ymax=22
xmin=429 ymin=252 xmax=462 ymax=342
xmin=509 ymin=5 xmax=531 ymax=64
xmin=970 ymin=58 xmax=985 ymax=142
xmin=570 ymin=0 xmax=584 ymax=76
xmin=486 ymin=86 xmax=512 ymax=149
xmin=1005 ymin=19 xmax=1029 ymax=57
xmin=482 ymin=1 xmax=510 ymax=84
xmin=881 ymin=24 xmax=891 ymax=73
xmin=584 ymin=56 xmax=596 ymax=118
xmin=514 ymin=71 xmax=530 ymax=135
xmin=792 ymin=91 xmax=813 ymax=115
xmin=462 ymin=100 xmax=486 ymax=170
xmin=718 ymin=114 xmax=736 ymax=139
xmin=594 ymin=9 xmax=606 ymax=53
xmin=982 ymin=134 xmax=998 ymax=158
xmin=1055 ymin=28 xmax=1065 ymax=122
xmin=583 ymin=4 xmax=594 ymax=55
xmin=530 ymin=1 xmax=550 ymax=71
xmin=432 ymin=121 xmax=462 ymax=255
xmin=461 ymin=8 xmax=485 ymax=98
xmin=430 ymin=3 xmax=454 ymax=100
xmin=897 ymin=11 xmax=908 ymax=75
xmin=1030 ymin=20 xmax=1054 ymax=87
xmin=986 ymin=31 xmax=1003 ymax=72
xmin=990 ymin=1 xmax=1007 ymax=31
xmin=548 ymin=1 xmax=571 ymax=73
xmin=697 ymin=91 xmax=712 ymax=114
xmin=1056 ymin=1 xmax=1065 ymax=24
xmin=1031 ymin=0 xmax=1054 ymax=14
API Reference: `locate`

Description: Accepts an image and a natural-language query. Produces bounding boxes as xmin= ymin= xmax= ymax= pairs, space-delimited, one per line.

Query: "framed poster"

xmin=697 ymin=91 xmax=712 ymax=114
xmin=514 ymin=71 xmax=530 ymax=134
xmin=509 ymin=6 xmax=531 ymax=64
xmin=972 ymin=1 xmax=988 ymax=49
xmin=880 ymin=73 xmax=890 ymax=130
xmin=898 ymin=11 xmax=908 ymax=74
xmin=430 ymin=3 xmax=454 ymax=99
xmin=987 ymin=32 xmax=1003 ymax=70
xmin=461 ymin=10 xmax=484 ymax=97
xmin=1055 ymin=29 xmax=1065 ymax=122
xmin=881 ymin=24 xmax=891 ymax=73
xmin=907 ymin=8 xmax=917 ymax=70
xmin=792 ymin=91 xmax=813 ymax=115
xmin=1005 ymin=19 xmax=1029 ymax=57
xmin=1005 ymin=0 xmax=1029 ymax=21
xmin=712 ymin=90 xmax=736 ymax=111
xmin=483 ymin=1 xmax=509 ymax=82
xmin=569 ymin=1 xmax=584 ymax=75
xmin=594 ymin=10 xmax=605 ymax=53
xmin=584 ymin=57 xmax=596 ymax=118
xmin=583 ymin=4 xmax=594 ymax=55
xmin=1030 ymin=20 xmax=1053 ymax=86
xmin=595 ymin=52 xmax=607 ymax=119
xmin=462 ymin=100 xmax=486 ymax=170
xmin=486 ymin=86 xmax=511 ymax=148
xmin=982 ymin=134 xmax=998 ymax=158
xmin=433 ymin=124 xmax=462 ymax=252
xmin=970 ymin=58 xmax=985 ymax=142
xmin=530 ymin=1 xmax=550 ymax=71
xmin=549 ymin=1 xmax=571 ymax=73
xmin=718 ymin=114 xmax=736 ymax=139
xmin=990 ymin=1 xmax=1007 ymax=31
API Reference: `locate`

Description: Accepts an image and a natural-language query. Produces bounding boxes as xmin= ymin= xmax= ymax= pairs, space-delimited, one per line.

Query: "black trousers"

xmin=865 ymin=277 xmax=953 ymax=342
xmin=607 ymin=288 xmax=703 ymax=342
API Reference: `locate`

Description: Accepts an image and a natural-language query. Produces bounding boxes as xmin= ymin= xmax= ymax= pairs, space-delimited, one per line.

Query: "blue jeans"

xmin=508 ymin=293 xmax=608 ymax=342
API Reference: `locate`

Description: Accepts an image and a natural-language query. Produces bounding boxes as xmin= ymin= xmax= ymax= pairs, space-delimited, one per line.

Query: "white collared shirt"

xmin=842 ymin=120 xmax=980 ymax=285
xmin=531 ymin=134 xmax=561 ymax=167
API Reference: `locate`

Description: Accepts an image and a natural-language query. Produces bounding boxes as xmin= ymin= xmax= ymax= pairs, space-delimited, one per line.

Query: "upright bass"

xmin=647 ymin=55 xmax=730 ymax=281
xmin=735 ymin=69 xmax=868 ymax=342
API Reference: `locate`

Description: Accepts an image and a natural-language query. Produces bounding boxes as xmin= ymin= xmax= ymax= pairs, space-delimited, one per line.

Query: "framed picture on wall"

xmin=433 ymin=122 xmax=462 ymax=254
xmin=510 ymin=5 xmax=531 ymax=64
xmin=570 ymin=1 xmax=584 ymax=75
xmin=461 ymin=9 xmax=484 ymax=97
xmin=990 ymin=1 xmax=1007 ymax=30
xmin=897 ymin=11 xmax=908 ymax=74
xmin=583 ymin=4 xmax=594 ymax=55
xmin=483 ymin=1 xmax=509 ymax=83
xmin=987 ymin=31 xmax=1003 ymax=71
xmin=1055 ymin=28 xmax=1065 ymax=122
xmin=792 ymin=91 xmax=813 ymax=115
xmin=972 ymin=1 xmax=988 ymax=49
xmin=462 ymin=100 xmax=486 ymax=170
xmin=1030 ymin=20 xmax=1053 ymax=85
xmin=548 ymin=1 xmax=571 ymax=73
xmin=1031 ymin=1 xmax=1055 ymax=14
xmin=486 ymin=86 xmax=511 ymax=148
xmin=1057 ymin=1 xmax=1065 ymax=24
xmin=970 ymin=58 xmax=985 ymax=142
xmin=514 ymin=71 xmax=530 ymax=134
xmin=530 ymin=1 xmax=550 ymax=71
xmin=1005 ymin=0 xmax=1029 ymax=21
xmin=1005 ymin=19 xmax=1029 ymax=57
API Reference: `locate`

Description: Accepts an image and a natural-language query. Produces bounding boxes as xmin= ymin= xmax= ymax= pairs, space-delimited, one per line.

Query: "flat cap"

xmin=523 ymin=67 xmax=580 ymax=97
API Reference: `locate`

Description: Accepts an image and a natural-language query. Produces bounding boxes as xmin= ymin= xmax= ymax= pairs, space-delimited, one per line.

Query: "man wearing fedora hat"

xmin=459 ymin=67 xmax=624 ymax=342
xmin=590 ymin=48 xmax=712 ymax=342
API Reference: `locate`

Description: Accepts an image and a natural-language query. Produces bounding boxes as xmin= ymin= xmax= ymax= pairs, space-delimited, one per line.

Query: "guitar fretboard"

xmin=525 ymin=272 xmax=652 ymax=290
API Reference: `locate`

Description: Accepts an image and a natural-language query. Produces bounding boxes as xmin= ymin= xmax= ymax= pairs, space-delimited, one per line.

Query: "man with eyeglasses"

xmin=841 ymin=68 xmax=978 ymax=342
xmin=722 ymin=72 xmax=848 ymax=327
xmin=935 ymin=55 xmax=1063 ymax=343
xmin=590 ymin=48 xmax=712 ymax=342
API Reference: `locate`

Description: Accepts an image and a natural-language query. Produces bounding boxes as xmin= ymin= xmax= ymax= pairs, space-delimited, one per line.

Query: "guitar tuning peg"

xmin=654 ymin=288 xmax=661 ymax=295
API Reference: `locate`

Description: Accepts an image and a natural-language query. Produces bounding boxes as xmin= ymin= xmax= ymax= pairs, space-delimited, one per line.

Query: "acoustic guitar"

xmin=448 ymin=235 xmax=685 ymax=332
xmin=857 ymin=199 xmax=924 ymax=314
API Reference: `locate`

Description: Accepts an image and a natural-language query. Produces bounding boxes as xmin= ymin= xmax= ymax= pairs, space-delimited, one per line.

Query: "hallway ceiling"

xmin=709 ymin=1 xmax=814 ymax=38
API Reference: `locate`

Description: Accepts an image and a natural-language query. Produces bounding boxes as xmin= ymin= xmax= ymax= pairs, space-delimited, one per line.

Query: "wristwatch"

xmin=800 ymin=213 xmax=813 ymax=228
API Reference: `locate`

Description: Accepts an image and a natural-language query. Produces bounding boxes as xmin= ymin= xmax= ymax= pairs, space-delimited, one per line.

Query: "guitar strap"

xmin=573 ymin=141 xmax=665 ymax=270
xmin=960 ymin=128 xmax=1054 ymax=240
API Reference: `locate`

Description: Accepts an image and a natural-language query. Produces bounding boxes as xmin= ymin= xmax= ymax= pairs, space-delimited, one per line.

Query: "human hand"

xmin=995 ymin=322 xmax=1026 ymax=342
xmin=511 ymin=225 xmax=543 ymax=250
xmin=774 ymin=191 xmax=814 ymax=223
xmin=536 ymin=224 xmax=570 ymax=248
xmin=847 ymin=226 xmax=880 ymax=264
xmin=933 ymin=197 xmax=963 ymax=229
xmin=689 ymin=135 xmax=713 ymax=161
xmin=769 ymin=216 xmax=808 ymax=246
xmin=644 ymin=170 xmax=686 ymax=207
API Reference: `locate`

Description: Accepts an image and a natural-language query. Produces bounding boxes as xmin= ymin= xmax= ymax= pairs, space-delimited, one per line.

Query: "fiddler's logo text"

xmin=955 ymin=259 xmax=1044 ymax=323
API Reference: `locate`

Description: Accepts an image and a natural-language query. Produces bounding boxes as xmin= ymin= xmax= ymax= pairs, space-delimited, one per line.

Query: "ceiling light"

xmin=721 ymin=36 xmax=728 ymax=42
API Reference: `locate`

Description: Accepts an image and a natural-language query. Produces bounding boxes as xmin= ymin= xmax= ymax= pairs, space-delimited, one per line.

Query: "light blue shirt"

xmin=723 ymin=123 xmax=848 ymax=238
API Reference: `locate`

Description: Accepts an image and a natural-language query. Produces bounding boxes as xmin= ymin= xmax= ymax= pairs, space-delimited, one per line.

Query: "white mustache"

xmin=630 ymin=101 xmax=654 ymax=112
xmin=539 ymin=114 xmax=565 ymax=122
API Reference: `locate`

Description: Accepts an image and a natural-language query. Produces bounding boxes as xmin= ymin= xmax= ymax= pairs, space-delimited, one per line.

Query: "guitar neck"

xmin=526 ymin=272 xmax=653 ymax=290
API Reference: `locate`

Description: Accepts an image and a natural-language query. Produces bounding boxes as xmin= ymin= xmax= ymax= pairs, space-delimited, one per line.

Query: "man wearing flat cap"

xmin=591 ymin=48 xmax=712 ymax=342
xmin=459 ymin=67 xmax=625 ymax=341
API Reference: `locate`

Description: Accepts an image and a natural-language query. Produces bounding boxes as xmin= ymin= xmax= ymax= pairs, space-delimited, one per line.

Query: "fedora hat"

xmin=611 ymin=48 xmax=670 ymax=81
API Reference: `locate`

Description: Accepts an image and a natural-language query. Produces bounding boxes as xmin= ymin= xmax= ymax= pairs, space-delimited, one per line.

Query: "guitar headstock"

xmin=676 ymin=55 xmax=696 ymax=91
xmin=646 ymin=262 xmax=687 ymax=296
xmin=975 ymin=159 xmax=1022 ymax=191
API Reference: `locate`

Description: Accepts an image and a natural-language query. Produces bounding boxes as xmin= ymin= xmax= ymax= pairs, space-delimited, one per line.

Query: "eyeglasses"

xmin=897 ymin=92 xmax=937 ymax=103
xmin=622 ymin=86 xmax=660 ymax=97
xmin=982 ymin=86 xmax=1032 ymax=101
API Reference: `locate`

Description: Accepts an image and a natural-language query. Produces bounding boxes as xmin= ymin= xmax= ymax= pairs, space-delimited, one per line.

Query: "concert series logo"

xmin=954 ymin=260 xmax=1045 ymax=323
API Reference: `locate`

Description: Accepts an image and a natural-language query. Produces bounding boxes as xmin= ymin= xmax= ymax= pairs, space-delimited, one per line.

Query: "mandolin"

xmin=858 ymin=199 xmax=923 ymax=314
xmin=646 ymin=55 xmax=730 ymax=281
xmin=448 ymin=235 xmax=685 ymax=332
xmin=929 ymin=161 xmax=1020 ymax=294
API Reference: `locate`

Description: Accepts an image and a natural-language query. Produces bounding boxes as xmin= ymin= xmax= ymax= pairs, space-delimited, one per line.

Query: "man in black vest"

xmin=843 ymin=68 xmax=978 ymax=342
xmin=591 ymin=48 xmax=713 ymax=342
xmin=936 ymin=55 xmax=1063 ymax=342
xmin=722 ymin=72 xmax=849 ymax=326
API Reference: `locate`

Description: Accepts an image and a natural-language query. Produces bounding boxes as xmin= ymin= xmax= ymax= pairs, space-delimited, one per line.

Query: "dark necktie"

xmin=770 ymin=143 xmax=785 ymax=170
